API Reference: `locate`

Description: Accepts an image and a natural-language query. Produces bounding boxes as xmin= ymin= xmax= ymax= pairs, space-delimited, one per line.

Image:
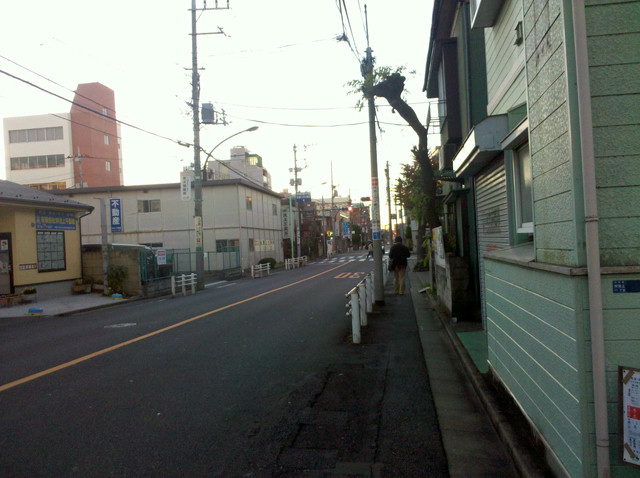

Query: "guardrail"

xmin=171 ymin=273 xmax=197 ymax=297
xmin=285 ymin=256 xmax=308 ymax=270
xmin=344 ymin=273 xmax=374 ymax=344
xmin=251 ymin=263 xmax=271 ymax=278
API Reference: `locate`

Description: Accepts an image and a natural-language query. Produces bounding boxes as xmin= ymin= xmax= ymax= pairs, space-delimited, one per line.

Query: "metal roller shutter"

xmin=475 ymin=160 xmax=510 ymax=327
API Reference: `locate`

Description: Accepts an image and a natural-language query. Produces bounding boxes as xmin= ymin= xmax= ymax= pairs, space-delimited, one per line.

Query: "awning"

xmin=452 ymin=114 xmax=509 ymax=178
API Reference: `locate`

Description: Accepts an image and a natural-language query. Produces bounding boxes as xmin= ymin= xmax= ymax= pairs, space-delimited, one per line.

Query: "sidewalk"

xmin=0 ymin=292 xmax=134 ymax=319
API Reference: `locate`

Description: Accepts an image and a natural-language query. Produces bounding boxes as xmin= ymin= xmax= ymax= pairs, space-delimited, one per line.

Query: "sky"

xmin=0 ymin=0 xmax=436 ymax=228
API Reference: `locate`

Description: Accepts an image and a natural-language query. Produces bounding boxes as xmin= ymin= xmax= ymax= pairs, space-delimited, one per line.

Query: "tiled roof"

xmin=0 ymin=180 xmax=93 ymax=211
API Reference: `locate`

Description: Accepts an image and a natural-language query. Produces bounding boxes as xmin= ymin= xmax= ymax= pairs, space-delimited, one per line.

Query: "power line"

xmin=50 ymin=113 xmax=123 ymax=141
xmin=0 ymin=68 xmax=191 ymax=148
xmin=224 ymin=112 xmax=431 ymax=129
xmin=214 ymin=99 xmax=435 ymax=111
xmin=341 ymin=0 xmax=361 ymax=57
xmin=0 ymin=54 xmax=115 ymax=115
xmin=205 ymin=37 xmax=336 ymax=58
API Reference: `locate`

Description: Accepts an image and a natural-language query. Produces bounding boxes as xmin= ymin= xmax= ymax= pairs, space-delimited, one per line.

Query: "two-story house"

xmin=426 ymin=0 xmax=640 ymax=476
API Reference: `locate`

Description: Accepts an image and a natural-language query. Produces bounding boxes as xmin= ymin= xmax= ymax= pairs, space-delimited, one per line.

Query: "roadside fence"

xmin=171 ymin=273 xmax=197 ymax=297
xmin=344 ymin=272 xmax=374 ymax=344
xmin=251 ymin=263 xmax=271 ymax=278
xmin=285 ymin=256 xmax=308 ymax=270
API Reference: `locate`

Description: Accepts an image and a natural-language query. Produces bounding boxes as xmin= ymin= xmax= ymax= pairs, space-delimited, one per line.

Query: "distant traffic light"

xmin=360 ymin=196 xmax=372 ymax=202
xmin=347 ymin=206 xmax=353 ymax=212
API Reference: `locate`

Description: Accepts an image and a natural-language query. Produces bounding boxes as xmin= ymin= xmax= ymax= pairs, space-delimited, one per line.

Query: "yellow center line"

xmin=1 ymin=262 xmax=351 ymax=393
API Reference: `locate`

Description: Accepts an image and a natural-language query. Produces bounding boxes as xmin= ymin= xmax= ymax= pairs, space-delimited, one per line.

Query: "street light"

xmin=193 ymin=125 xmax=259 ymax=289
xmin=201 ymin=126 xmax=259 ymax=180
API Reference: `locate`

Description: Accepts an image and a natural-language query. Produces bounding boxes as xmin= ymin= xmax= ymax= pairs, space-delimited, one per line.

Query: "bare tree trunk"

xmin=371 ymin=73 xmax=440 ymax=229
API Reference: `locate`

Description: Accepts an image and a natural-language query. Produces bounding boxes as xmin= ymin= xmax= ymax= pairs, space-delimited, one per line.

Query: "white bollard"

xmin=365 ymin=274 xmax=373 ymax=313
xmin=350 ymin=291 xmax=361 ymax=344
xmin=358 ymin=282 xmax=367 ymax=326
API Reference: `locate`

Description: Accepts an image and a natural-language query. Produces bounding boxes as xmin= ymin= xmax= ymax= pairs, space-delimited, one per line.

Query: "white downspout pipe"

xmin=571 ymin=2 xmax=610 ymax=476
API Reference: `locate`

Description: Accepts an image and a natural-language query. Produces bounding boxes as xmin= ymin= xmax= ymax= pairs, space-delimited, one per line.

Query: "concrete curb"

xmin=409 ymin=263 xmax=551 ymax=478
xmin=421 ymin=292 xmax=548 ymax=478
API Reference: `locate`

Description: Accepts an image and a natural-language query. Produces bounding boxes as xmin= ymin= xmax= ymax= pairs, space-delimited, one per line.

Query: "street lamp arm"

xmin=201 ymin=126 xmax=259 ymax=178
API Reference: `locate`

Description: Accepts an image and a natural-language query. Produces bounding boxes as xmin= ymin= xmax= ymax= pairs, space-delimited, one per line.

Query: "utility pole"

xmin=292 ymin=145 xmax=303 ymax=258
xmin=190 ymin=0 xmax=228 ymax=289
xmin=330 ymin=161 xmax=335 ymax=245
xmin=363 ymin=6 xmax=384 ymax=304
xmin=385 ymin=161 xmax=393 ymax=244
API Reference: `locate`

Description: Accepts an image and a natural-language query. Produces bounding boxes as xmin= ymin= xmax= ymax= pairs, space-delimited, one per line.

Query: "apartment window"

xmin=272 ymin=204 xmax=278 ymax=216
xmin=27 ymin=182 xmax=67 ymax=191
xmin=102 ymin=107 xmax=108 ymax=116
xmin=10 ymin=154 xmax=65 ymax=170
xmin=249 ymin=238 xmax=255 ymax=252
xmin=513 ymin=143 xmax=533 ymax=234
xmin=246 ymin=196 xmax=253 ymax=210
xmin=106 ymin=161 xmax=111 ymax=171
xmin=104 ymin=135 xmax=109 ymax=145
xmin=37 ymin=231 xmax=66 ymax=272
xmin=137 ymin=199 xmax=161 ymax=213
xmin=216 ymin=239 xmax=239 ymax=252
xmin=9 ymin=127 xmax=63 ymax=143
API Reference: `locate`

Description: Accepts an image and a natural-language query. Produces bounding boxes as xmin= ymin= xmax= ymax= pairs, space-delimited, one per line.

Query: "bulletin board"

xmin=619 ymin=366 xmax=640 ymax=468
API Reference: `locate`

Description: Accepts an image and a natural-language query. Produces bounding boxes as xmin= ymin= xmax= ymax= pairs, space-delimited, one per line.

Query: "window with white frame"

xmin=137 ymin=199 xmax=161 ymax=213
xmin=104 ymin=135 xmax=109 ymax=145
xmin=106 ymin=161 xmax=111 ymax=171
xmin=513 ymin=142 xmax=533 ymax=234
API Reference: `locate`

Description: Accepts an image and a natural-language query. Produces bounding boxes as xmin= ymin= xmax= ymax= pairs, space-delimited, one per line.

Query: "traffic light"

xmin=360 ymin=196 xmax=372 ymax=202
xmin=327 ymin=231 xmax=333 ymax=237
xmin=347 ymin=206 xmax=353 ymax=212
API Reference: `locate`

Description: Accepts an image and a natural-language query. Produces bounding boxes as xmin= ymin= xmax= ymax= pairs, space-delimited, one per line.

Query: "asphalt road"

xmin=0 ymin=253 xmax=388 ymax=477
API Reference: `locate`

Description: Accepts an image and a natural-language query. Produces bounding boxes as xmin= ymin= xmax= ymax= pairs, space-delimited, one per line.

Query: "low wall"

xmin=82 ymin=248 xmax=142 ymax=296
xmin=434 ymin=253 xmax=472 ymax=318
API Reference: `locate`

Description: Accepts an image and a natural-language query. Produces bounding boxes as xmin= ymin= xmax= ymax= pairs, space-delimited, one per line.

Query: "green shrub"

xmin=107 ymin=265 xmax=127 ymax=295
xmin=258 ymin=257 xmax=276 ymax=269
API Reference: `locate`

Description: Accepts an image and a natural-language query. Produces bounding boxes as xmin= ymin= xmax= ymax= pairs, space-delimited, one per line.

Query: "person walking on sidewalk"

xmin=389 ymin=236 xmax=411 ymax=295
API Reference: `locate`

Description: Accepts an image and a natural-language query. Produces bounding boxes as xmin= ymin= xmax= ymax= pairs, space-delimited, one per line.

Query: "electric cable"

xmin=0 ymin=68 xmax=192 ymax=148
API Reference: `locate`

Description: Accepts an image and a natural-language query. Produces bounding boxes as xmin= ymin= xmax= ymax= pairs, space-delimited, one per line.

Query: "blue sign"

xmin=613 ymin=280 xmax=640 ymax=293
xmin=296 ymin=191 xmax=311 ymax=203
xmin=110 ymin=198 xmax=122 ymax=233
xmin=372 ymin=231 xmax=381 ymax=240
xmin=343 ymin=221 xmax=349 ymax=236
xmin=35 ymin=209 xmax=76 ymax=230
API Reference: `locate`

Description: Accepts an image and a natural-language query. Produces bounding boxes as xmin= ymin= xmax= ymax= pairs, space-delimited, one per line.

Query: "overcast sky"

xmin=1 ymin=0 xmax=436 ymax=228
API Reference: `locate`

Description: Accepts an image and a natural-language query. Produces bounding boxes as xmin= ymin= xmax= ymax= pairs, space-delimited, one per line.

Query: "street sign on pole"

xmin=110 ymin=198 xmax=122 ymax=233
xmin=180 ymin=172 xmax=192 ymax=201
xmin=195 ymin=216 xmax=202 ymax=252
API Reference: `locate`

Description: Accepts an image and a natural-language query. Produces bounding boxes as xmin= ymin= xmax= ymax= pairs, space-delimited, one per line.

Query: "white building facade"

xmin=57 ymin=179 xmax=283 ymax=271
xmin=3 ymin=114 xmax=75 ymax=190
xmin=207 ymin=146 xmax=272 ymax=190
